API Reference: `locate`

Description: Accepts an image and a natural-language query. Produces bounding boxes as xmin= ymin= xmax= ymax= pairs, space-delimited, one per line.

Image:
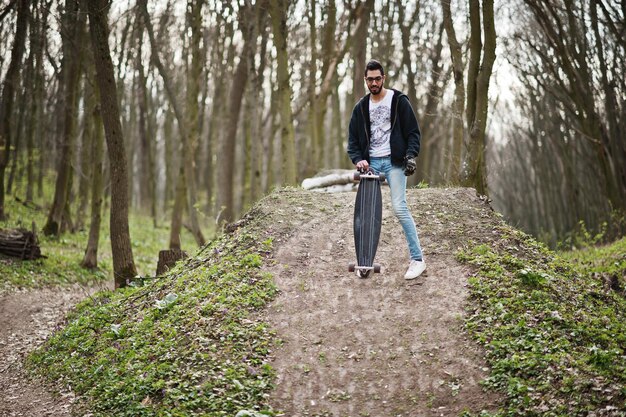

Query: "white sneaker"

xmin=404 ymin=260 xmax=426 ymax=280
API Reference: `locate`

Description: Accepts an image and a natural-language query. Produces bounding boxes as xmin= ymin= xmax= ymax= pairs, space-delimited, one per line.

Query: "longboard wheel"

xmin=348 ymin=262 xmax=355 ymax=272
xmin=373 ymin=263 xmax=381 ymax=273
xmin=378 ymin=173 xmax=386 ymax=182
xmin=353 ymin=172 xmax=361 ymax=181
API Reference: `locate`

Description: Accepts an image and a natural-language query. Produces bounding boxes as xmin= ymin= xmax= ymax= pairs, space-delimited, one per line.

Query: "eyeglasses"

xmin=365 ymin=76 xmax=383 ymax=84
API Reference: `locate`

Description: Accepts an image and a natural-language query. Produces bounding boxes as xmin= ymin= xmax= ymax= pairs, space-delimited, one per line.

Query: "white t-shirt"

xmin=369 ymin=90 xmax=394 ymax=157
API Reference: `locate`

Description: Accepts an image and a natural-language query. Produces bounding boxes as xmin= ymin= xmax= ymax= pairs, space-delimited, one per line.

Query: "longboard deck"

xmin=352 ymin=171 xmax=383 ymax=277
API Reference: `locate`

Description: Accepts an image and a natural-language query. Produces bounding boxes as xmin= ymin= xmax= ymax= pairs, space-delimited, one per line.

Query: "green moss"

xmin=559 ymin=237 xmax=626 ymax=285
xmin=457 ymin=229 xmax=626 ymax=416
xmin=27 ymin=194 xmax=287 ymax=416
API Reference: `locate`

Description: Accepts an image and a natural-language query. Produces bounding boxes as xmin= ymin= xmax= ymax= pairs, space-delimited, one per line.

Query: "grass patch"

xmin=0 ymin=194 xmax=197 ymax=292
xmin=559 ymin=237 xmax=626 ymax=293
xmin=27 ymin=194 xmax=283 ymax=416
xmin=457 ymin=228 xmax=626 ymax=416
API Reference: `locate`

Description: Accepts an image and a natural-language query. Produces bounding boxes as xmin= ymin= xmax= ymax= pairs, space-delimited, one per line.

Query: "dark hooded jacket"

xmin=347 ymin=88 xmax=421 ymax=168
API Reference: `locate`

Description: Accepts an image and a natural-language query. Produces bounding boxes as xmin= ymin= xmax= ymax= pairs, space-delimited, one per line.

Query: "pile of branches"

xmin=0 ymin=228 xmax=43 ymax=260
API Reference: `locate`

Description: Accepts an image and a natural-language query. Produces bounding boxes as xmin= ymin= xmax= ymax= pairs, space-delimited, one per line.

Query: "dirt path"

xmin=0 ymin=284 xmax=106 ymax=417
xmin=266 ymin=187 xmax=502 ymax=416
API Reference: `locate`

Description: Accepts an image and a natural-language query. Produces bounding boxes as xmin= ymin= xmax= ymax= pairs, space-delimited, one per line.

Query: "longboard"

xmin=348 ymin=170 xmax=384 ymax=278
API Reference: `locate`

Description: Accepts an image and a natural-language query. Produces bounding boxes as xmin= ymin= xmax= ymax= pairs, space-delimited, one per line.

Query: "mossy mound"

xmin=27 ymin=189 xmax=312 ymax=416
xmin=459 ymin=229 xmax=626 ymax=416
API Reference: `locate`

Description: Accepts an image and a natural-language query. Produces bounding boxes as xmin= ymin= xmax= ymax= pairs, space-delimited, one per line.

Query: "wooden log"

xmin=301 ymin=170 xmax=356 ymax=190
xmin=0 ymin=227 xmax=42 ymax=260
xmin=156 ymin=249 xmax=188 ymax=276
xmin=311 ymin=183 xmax=356 ymax=193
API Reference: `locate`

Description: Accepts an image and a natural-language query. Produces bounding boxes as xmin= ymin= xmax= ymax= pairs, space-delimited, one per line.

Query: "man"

xmin=347 ymin=59 xmax=426 ymax=280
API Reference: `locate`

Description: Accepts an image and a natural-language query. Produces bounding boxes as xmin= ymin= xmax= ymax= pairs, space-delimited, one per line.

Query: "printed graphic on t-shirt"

xmin=369 ymin=91 xmax=393 ymax=157
xmin=370 ymin=106 xmax=390 ymax=147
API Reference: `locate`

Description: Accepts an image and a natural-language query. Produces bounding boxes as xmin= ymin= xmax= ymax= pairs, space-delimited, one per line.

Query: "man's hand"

xmin=356 ymin=160 xmax=369 ymax=173
xmin=404 ymin=157 xmax=416 ymax=176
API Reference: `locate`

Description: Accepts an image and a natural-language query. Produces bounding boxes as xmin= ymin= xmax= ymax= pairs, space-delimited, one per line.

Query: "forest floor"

xmin=0 ymin=284 xmax=109 ymax=416
xmin=1 ymin=186 xmax=504 ymax=416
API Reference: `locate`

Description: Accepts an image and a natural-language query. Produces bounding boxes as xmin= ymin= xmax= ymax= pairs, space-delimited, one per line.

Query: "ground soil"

xmin=0 ymin=186 xmax=504 ymax=416
xmin=0 ymin=284 xmax=108 ymax=417
xmin=264 ymin=187 xmax=503 ymax=417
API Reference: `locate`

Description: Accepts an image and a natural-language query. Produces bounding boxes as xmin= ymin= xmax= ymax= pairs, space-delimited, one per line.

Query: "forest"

xmin=0 ymin=0 xmax=624 ymax=286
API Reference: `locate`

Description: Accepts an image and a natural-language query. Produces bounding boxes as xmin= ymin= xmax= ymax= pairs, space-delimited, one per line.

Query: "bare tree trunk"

xmin=462 ymin=0 xmax=496 ymax=195
xmin=417 ymin=23 xmax=446 ymax=184
xmin=124 ymin=60 xmax=137 ymax=210
xmin=23 ymin=10 xmax=37 ymax=202
xmin=76 ymin=77 xmax=93 ymax=231
xmin=43 ymin=0 xmax=84 ymax=236
xmin=182 ymin=0 xmax=205 ymax=245
xmin=243 ymin=92 xmax=253 ymax=211
xmin=249 ymin=22 xmax=268 ymax=205
xmin=217 ymin=1 xmax=256 ymax=223
xmin=204 ymin=84 xmax=220 ymax=214
xmin=169 ymin=166 xmax=185 ymax=250
xmin=0 ymin=0 xmax=28 ymax=220
xmin=7 ymin=69 xmax=26 ymax=195
xmin=242 ymin=9 xmax=263 ymax=212
xmin=270 ymin=0 xmax=297 ymax=185
xmin=205 ymin=16 xmax=234 ymax=215
xmin=216 ymin=47 xmax=249 ymax=223
xmin=333 ymin=72 xmax=345 ymax=169
xmin=321 ymin=1 xmax=343 ymax=169
xmin=139 ymin=0 xmax=204 ymax=244
xmin=81 ymin=91 xmax=105 ymax=269
xmin=591 ymin=0 xmax=624 ymax=203
xmin=162 ymin=106 xmax=175 ymax=208
xmin=351 ymin=0 xmax=373 ymax=103
xmin=397 ymin=1 xmax=421 ymax=112
xmin=27 ymin=1 xmax=47 ymax=203
xmin=265 ymin=77 xmax=278 ymax=190
xmin=441 ymin=0 xmax=465 ymax=183
xmin=135 ymin=36 xmax=157 ymax=226
xmin=84 ymin=0 xmax=137 ymax=288
xmin=306 ymin=0 xmax=321 ymax=175
xmin=316 ymin=0 xmax=339 ymax=171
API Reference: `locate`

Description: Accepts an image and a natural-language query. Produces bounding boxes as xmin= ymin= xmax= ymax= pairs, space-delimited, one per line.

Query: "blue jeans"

xmin=369 ymin=157 xmax=423 ymax=261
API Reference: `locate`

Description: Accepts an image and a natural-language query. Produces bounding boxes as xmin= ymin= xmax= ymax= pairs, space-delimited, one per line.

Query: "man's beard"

xmin=368 ymin=84 xmax=382 ymax=95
